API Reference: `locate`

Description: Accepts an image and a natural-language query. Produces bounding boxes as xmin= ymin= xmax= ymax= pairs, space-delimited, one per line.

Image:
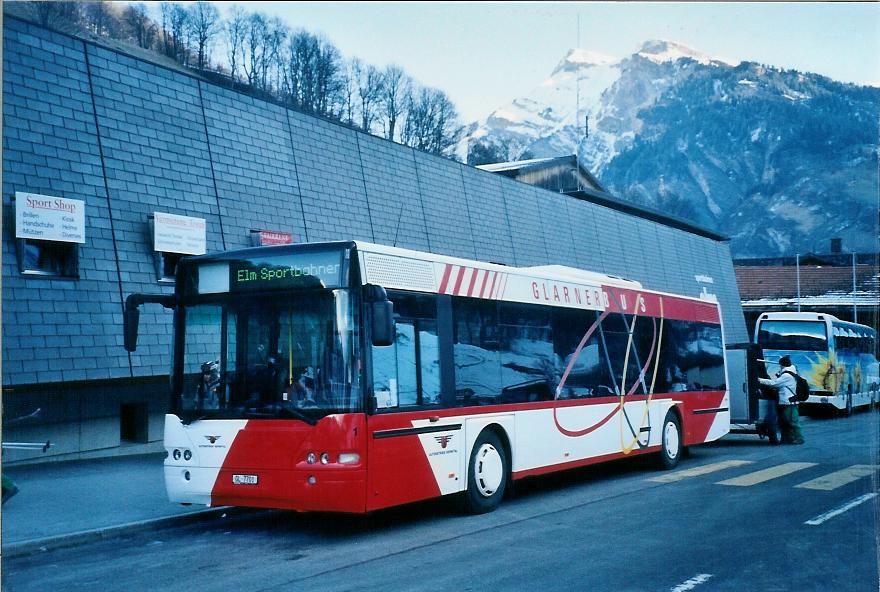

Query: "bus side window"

xmin=452 ymin=297 xmax=501 ymax=406
xmin=499 ymin=302 xmax=554 ymax=403
xmin=551 ymin=308 xmax=614 ymax=398
xmin=373 ymin=291 xmax=441 ymax=409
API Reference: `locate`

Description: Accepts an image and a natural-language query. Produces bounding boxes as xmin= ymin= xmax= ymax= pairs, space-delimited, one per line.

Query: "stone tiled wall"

xmin=2 ymin=16 xmax=749 ymax=393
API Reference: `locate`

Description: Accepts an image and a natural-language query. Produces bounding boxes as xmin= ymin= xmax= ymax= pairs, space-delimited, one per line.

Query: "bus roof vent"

xmin=362 ymin=252 xmax=436 ymax=291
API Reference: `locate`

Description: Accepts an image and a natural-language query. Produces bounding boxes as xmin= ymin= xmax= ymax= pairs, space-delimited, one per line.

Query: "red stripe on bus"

xmin=438 ymin=264 xmax=453 ymax=293
xmin=467 ymin=268 xmax=479 ymax=297
xmin=479 ymin=270 xmax=490 ymax=298
xmin=453 ymin=266 xmax=466 ymax=295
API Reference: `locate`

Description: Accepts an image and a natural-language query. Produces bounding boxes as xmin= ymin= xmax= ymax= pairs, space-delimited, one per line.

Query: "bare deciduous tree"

xmin=188 ymin=1 xmax=220 ymax=71
xmin=283 ymin=30 xmax=344 ymax=117
xmin=354 ymin=61 xmax=383 ymax=133
xmin=380 ymin=65 xmax=411 ymax=142
xmin=241 ymin=12 xmax=267 ymax=87
xmin=225 ymin=5 xmax=248 ymax=82
xmin=341 ymin=59 xmax=360 ymax=125
xmin=262 ymin=17 xmax=287 ymax=92
xmin=124 ymin=3 xmax=156 ymax=50
xmin=33 ymin=1 xmax=81 ymax=29
xmin=402 ymin=86 xmax=463 ymax=157
xmin=159 ymin=2 xmax=191 ymax=64
xmin=82 ymin=1 xmax=115 ymax=37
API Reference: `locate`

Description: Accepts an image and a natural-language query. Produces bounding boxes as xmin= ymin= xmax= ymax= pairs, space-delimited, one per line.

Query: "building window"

xmin=158 ymin=252 xmax=185 ymax=282
xmin=17 ymin=238 xmax=79 ymax=278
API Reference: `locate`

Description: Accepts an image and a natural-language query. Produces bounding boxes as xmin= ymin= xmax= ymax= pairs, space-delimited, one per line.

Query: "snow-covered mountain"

xmin=461 ymin=40 xmax=879 ymax=258
xmin=459 ymin=40 xmax=730 ymax=165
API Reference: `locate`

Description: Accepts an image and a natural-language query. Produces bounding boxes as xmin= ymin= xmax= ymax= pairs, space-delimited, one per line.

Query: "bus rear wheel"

xmin=462 ymin=430 xmax=508 ymax=514
xmin=657 ymin=411 xmax=682 ymax=470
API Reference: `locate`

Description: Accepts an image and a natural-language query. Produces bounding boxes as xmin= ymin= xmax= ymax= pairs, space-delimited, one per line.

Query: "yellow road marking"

xmin=716 ymin=462 xmax=817 ymax=487
xmin=795 ymin=465 xmax=878 ymax=491
xmin=649 ymin=460 xmax=754 ymax=483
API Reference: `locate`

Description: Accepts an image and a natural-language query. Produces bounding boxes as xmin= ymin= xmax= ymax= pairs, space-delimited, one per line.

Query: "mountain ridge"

xmin=461 ymin=41 xmax=879 ymax=258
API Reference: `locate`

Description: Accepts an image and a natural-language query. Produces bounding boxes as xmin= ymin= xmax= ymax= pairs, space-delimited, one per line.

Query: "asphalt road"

xmin=4 ymin=408 xmax=878 ymax=592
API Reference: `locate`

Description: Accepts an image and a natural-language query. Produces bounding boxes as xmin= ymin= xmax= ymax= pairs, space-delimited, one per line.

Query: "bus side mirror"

xmin=371 ymin=300 xmax=394 ymax=347
xmin=124 ymin=304 xmax=140 ymax=352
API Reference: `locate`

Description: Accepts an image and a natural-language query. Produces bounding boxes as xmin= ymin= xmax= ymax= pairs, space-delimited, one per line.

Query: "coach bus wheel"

xmin=657 ymin=412 xmax=682 ymax=470
xmin=463 ymin=430 xmax=508 ymax=514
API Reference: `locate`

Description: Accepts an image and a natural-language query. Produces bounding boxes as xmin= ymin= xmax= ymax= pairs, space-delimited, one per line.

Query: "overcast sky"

xmin=208 ymin=2 xmax=880 ymax=122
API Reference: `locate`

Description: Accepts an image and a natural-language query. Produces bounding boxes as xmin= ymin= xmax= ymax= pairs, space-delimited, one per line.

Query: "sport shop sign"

xmin=15 ymin=192 xmax=86 ymax=243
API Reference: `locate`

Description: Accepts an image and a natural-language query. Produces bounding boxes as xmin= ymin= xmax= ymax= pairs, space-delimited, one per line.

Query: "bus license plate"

xmin=232 ymin=474 xmax=258 ymax=485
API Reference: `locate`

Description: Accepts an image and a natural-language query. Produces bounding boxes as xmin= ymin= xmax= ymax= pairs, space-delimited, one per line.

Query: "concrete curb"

xmin=2 ymin=506 xmax=258 ymax=559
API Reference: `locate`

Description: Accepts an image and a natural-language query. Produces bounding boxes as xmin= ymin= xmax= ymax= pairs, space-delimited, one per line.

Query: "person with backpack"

xmin=757 ymin=355 xmax=806 ymax=445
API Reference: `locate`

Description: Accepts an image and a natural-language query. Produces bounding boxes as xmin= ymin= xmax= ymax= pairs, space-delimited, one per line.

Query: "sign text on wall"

xmin=154 ymin=212 xmax=206 ymax=255
xmin=15 ymin=192 xmax=85 ymax=243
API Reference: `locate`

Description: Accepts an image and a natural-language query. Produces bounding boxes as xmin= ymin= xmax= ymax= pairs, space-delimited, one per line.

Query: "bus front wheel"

xmin=463 ymin=430 xmax=508 ymax=514
xmin=657 ymin=411 xmax=682 ymax=470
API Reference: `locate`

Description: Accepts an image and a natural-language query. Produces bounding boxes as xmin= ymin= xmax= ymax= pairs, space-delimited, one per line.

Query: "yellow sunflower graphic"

xmin=805 ymin=352 xmax=839 ymax=394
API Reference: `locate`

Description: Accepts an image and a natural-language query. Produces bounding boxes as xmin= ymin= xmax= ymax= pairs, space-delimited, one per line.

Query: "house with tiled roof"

xmin=734 ymin=244 xmax=879 ymax=338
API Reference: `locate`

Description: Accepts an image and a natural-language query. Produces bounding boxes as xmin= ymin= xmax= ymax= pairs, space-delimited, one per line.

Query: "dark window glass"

xmin=598 ymin=313 xmax=648 ymax=396
xmin=695 ymin=323 xmax=726 ymax=390
xmin=659 ymin=320 xmax=726 ymax=392
xmin=373 ymin=292 xmax=440 ymax=409
xmin=395 ymin=322 xmax=419 ymax=406
xmin=661 ymin=320 xmax=701 ymax=392
xmin=160 ymin=252 xmax=185 ymax=281
xmin=17 ymin=239 xmax=78 ymax=278
xmin=419 ymin=320 xmax=441 ymax=405
xmin=551 ymin=308 xmax=615 ymax=398
xmin=178 ymin=289 xmax=360 ymax=422
xmin=758 ymin=321 xmax=827 ymax=351
xmin=498 ymin=302 xmax=554 ymax=403
xmin=453 ymin=298 xmax=501 ymax=406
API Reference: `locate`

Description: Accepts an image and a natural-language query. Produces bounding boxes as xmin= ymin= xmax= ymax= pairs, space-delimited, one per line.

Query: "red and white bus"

xmin=124 ymin=241 xmax=729 ymax=514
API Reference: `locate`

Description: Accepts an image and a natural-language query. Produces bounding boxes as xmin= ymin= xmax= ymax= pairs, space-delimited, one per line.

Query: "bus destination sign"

xmin=229 ymin=251 xmax=345 ymax=292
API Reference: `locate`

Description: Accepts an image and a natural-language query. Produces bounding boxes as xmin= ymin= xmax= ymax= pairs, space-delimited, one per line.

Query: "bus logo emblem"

xmin=435 ymin=435 xmax=453 ymax=449
xmin=205 ymin=435 xmax=221 ymax=444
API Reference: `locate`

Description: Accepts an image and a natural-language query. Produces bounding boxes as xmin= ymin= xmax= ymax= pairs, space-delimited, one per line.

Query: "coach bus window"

xmin=758 ymin=320 xmax=827 ymax=351
xmin=551 ymin=308 xmax=615 ymax=398
xmin=499 ymin=302 xmax=555 ymax=403
xmin=453 ymin=298 xmax=501 ymax=406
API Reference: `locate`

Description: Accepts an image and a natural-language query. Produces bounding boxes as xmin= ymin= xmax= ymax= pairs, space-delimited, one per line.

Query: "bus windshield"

xmin=757 ymin=320 xmax=827 ymax=352
xmin=176 ymin=289 xmax=360 ymax=423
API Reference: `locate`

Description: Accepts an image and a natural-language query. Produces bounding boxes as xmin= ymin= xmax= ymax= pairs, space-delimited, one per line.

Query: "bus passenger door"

xmin=367 ymin=316 xmax=459 ymax=510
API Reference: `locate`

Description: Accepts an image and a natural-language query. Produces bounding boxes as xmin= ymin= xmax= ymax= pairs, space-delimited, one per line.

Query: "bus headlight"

xmin=183 ymin=449 xmax=192 ymax=461
xmin=173 ymin=449 xmax=182 ymax=460
xmin=338 ymin=453 xmax=360 ymax=465
xmin=320 ymin=452 xmax=330 ymax=465
xmin=307 ymin=452 xmax=317 ymax=464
